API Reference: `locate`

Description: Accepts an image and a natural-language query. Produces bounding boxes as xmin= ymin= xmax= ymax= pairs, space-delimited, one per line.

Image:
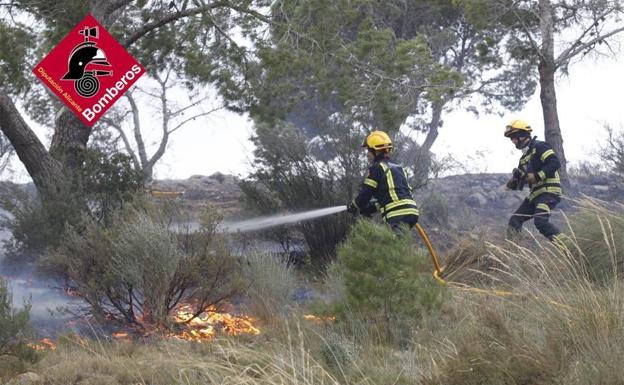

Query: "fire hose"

xmin=414 ymin=223 xmax=572 ymax=309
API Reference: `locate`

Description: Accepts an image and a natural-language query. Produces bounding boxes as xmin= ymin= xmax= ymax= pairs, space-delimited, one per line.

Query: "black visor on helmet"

xmin=509 ymin=130 xmax=530 ymax=139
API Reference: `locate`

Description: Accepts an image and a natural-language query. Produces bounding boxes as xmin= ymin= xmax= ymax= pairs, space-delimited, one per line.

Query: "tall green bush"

xmin=43 ymin=203 xmax=244 ymax=328
xmin=0 ymin=277 xmax=35 ymax=364
xmin=0 ymin=149 xmax=143 ymax=264
xmin=336 ymin=219 xmax=445 ymax=336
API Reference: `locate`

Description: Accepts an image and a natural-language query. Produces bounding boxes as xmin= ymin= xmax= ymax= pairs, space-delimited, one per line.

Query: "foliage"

xmin=12 ymin=201 xmax=624 ymax=385
xmin=0 ymin=187 xmax=58 ymax=263
xmin=0 ymin=277 xmax=36 ymax=365
xmin=240 ymin=120 xmax=357 ymax=270
xmin=250 ymin=0 xmax=533 ymax=182
xmin=460 ymin=0 xmax=624 ymax=186
xmin=2 ymin=1 xmax=268 ymax=125
xmin=32 ymin=332 xmax=344 ymax=385
xmin=79 ymin=148 xmax=144 ymax=225
xmin=0 ymin=149 xmax=143 ymax=261
xmin=0 ymin=1 xmax=270 ymax=255
xmin=253 ymin=0 xmax=456 ymax=131
xmin=423 ymin=301 xmax=562 ymax=385
xmin=43 ymin=202 xmax=244 ymax=328
xmin=336 ymin=219 xmax=446 ymax=340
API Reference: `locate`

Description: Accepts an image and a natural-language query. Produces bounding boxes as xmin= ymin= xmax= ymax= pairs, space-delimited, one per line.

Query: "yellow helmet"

xmin=362 ymin=130 xmax=393 ymax=151
xmin=504 ymin=119 xmax=532 ymax=137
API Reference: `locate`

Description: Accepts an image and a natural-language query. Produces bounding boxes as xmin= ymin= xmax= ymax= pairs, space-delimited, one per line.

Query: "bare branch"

xmin=125 ymin=92 xmax=148 ymax=168
xmin=144 ymin=74 xmax=172 ymax=175
xmin=556 ymin=25 xmax=624 ymax=66
xmin=100 ymin=117 xmax=141 ymax=169
xmin=169 ymin=105 xmax=224 ymax=134
xmin=171 ymin=95 xmax=212 ymax=117
xmin=121 ymin=1 xmax=270 ymax=48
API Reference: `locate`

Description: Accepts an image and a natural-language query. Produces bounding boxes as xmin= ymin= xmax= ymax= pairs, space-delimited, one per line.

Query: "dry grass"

xmin=241 ymin=250 xmax=298 ymax=323
xmin=7 ymin=198 xmax=624 ymax=384
xmin=37 ymin=327 xmax=345 ymax=385
xmin=423 ymin=198 xmax=624 ymax=384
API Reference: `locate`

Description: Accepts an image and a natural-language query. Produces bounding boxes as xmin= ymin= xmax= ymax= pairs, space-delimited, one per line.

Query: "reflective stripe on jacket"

xmin=517 ymin=138 xmax=562 ymax=200
xmin=354 ymin=159 xmax=419 ymax=221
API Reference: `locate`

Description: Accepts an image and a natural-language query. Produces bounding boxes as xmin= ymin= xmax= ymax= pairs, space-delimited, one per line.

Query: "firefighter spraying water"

xmin=219 ymin=130 xmax=419 ymax=234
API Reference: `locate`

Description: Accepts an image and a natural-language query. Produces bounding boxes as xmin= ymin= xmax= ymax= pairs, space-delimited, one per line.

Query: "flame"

xmin=170 ymin=304 xmax=260 ymax=342
xmin=303 ymin=314 xmax=336 ymax=322
xmin=28 ymin=338 xmax=57 ymax=351
xmin=112 ymin=332 xmax=130 ymax=340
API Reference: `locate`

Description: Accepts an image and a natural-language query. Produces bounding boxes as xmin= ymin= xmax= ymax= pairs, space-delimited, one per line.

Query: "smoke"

xmin=0 ymin=216 xmax=82 ymax=337
xmin=0 ymin=205 xmax=347 ymax=337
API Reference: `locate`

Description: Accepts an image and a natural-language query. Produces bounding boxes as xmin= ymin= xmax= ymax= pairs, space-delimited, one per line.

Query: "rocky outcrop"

xmin=2 ymin=172 xmax=622 ymax=224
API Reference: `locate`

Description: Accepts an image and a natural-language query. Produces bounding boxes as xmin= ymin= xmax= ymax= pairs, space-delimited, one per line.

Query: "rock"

xmin=6 ymin=372 xmax=42 ymax=385
xmin=465 ymin=192 xmax=488 ymax=208
xmin=502 ymin=195 xmax=523 ymax=208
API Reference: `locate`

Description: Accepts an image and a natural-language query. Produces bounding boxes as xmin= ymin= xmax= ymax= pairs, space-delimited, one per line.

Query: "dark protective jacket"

xmin=516 ymin=137 xmax=562 ymax=201
xmin=353 ymin=158 xmax=419 ymax=221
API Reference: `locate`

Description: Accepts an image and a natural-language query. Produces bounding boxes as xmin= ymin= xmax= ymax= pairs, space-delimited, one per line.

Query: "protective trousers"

xmin=507 ymin=193 xmax=561 ymax=241
xmin=387 ymin=215 xmax=419 ymax=234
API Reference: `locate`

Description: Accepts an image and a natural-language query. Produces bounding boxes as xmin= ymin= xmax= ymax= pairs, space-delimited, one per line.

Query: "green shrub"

xmin=0 ymin=277 xmax=37 ymax=373
xmin=0 ymin=189 xmax=57 ymax=264
xmin=0 ymin=149 xmax=143 ymax=264
xmin=336 ymin=219 xmax=445 ymax=340
xmin=44 ymin=204 xmax=244 ymax=329
xmin=240 ymin=121 xmax=360 ymax=271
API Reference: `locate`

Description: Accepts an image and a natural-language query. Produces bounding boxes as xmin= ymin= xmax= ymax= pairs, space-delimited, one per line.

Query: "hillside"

xmin=149 ymin=172 xmax=624 ymax=247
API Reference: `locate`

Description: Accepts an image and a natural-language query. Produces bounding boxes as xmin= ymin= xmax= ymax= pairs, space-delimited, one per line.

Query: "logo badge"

xmin=33 ymin=14 xmax=145 ymax=127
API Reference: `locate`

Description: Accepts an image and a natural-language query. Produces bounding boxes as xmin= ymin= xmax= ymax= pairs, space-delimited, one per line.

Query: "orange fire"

xmin=170 ymin=304 xmax=260 ymax=342
xmin=112 ymin=332 xmax=130 ymax=340
xmin=303 ymin=314 xmax=336 ymax=322
xmin=28 ymin=337 xmax=57 ymax=351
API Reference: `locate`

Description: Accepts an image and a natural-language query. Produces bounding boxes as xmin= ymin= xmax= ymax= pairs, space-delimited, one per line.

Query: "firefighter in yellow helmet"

xmin=504 ymin=119 xmax=562 ymax=241
xmin=347 ymin=130 xmax=419 ymax=231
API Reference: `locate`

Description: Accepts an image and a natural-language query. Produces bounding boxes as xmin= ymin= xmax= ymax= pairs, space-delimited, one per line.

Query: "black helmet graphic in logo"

xmin=62 ymin=26 xmax=112 ymax=97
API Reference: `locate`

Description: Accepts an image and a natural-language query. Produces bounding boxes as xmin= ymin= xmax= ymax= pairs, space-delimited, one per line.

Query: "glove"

xmin=526 ymin=172 xmax=536 ymax=185
xmin=512 ymin=168 xmax=525 ymax=180
xmin=346 ymin=200 xmax=358 ymax=214
xmin=506 ymin=178 xmax=519 ymax=190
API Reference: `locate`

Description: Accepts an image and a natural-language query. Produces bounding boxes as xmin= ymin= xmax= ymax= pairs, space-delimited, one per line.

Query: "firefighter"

xmin=504 ymin=119 xmax=562 ymax=241
xmin=347 ymin=130 xmax=419 ymax=232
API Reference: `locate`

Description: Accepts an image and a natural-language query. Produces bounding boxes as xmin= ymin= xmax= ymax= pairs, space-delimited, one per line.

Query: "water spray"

xmin=218 ymin=205 xmax=347 ymax=233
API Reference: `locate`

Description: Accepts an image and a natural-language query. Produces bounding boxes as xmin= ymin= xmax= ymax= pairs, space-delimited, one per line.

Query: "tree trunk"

xmin=421 ymin=102 xmax=443 ymax=154
xmin=413 ymin=102 xmax=443 ymax=187
xmin=538 ymin=0 xmax=569 ymax=188
xmin=538 ymin=61 xmax=569 ymax=188
xmin=0 ymin=93 xmax=67 ymax=198
xmin=49 ymin=109 xmax=91 ymax=172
